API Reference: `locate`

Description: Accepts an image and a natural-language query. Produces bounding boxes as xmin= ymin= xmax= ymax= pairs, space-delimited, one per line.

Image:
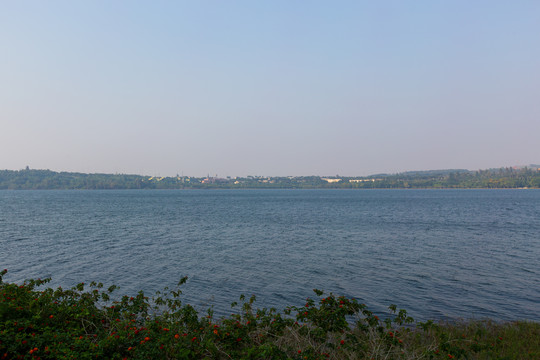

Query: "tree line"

xmin=1 ymin=167 xmax=539 ymax=190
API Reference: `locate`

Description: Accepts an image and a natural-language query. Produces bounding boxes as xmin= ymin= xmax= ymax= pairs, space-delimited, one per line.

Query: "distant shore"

xmin=1 ymin=166 xmax=540 ymax=190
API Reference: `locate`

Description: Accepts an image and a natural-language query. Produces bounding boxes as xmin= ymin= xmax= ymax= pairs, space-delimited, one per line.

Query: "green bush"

xmin=1 ymin=269 xmax=538 ymax=359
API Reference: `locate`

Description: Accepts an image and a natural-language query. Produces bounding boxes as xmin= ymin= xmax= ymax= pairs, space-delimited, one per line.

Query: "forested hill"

xmin=1 ymin=166 xmax=540 ymax=190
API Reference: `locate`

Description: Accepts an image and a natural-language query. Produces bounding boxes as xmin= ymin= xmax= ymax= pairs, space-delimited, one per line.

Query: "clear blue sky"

xmin=1 ymin=1 xmax=539 ymax=177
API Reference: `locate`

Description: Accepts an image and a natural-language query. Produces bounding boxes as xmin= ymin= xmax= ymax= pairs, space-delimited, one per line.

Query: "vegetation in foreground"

xmin=1 ymin=270 xmax=538 ymax=359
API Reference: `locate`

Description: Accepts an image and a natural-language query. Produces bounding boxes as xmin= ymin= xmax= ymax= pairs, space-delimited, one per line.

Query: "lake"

xmin=1 ymin=189 xmax=539 ymax=321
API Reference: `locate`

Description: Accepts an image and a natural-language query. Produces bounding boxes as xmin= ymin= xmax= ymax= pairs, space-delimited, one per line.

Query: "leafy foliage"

xmin=1 ymin=270 xmax=538 ymax=359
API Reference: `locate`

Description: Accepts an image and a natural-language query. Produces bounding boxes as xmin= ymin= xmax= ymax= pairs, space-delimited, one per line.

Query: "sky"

xmin=1 ymin=1 xmax=539 ymax=177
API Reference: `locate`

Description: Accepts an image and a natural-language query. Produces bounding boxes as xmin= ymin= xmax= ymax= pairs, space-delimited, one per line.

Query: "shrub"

xmin=1 ymin=269 xmax=538 ymax=359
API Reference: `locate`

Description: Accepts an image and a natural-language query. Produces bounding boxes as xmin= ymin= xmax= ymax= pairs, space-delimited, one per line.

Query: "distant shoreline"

xmin=1 ymin=167 xmax=539 ymax=190
xmin=1 ymin=187 xmax=539 ymax=191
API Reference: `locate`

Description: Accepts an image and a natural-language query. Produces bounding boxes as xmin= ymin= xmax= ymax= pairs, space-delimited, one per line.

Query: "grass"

xmin=1 ymin=270 xmax=538 ymax=359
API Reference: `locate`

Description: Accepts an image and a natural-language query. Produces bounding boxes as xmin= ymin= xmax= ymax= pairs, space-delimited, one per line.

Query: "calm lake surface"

xmin=1 ymin=189 xmax=539 ymax=321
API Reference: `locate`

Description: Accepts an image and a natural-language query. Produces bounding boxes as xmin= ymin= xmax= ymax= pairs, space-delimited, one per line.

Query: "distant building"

xmin=201 ymin=177 xmax=229 ymax=184
xmin=321 ymin=178 xmax=342 ymax=183
xmin=349 ymin=179 xmax=376 ymax=183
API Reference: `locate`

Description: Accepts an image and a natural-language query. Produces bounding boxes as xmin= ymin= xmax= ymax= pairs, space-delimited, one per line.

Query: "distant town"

xmin=1 ymin=165 xmax=540 ymax=190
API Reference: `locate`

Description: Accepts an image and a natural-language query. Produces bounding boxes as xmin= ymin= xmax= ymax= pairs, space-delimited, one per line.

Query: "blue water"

xmin=1 ymin=189 xmax=539 ymax=321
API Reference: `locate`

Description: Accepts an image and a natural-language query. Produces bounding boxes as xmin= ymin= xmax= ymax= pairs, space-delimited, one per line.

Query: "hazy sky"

xmin=1 ymin=1 xmax=539 ymax=177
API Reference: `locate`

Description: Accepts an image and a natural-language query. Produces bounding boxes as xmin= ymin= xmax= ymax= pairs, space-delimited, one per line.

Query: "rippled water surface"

xmin=1 ymin=189 xmax=539 ymax=321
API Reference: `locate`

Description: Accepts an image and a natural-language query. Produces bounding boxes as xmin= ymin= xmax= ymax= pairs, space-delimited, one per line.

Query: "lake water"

xmin=1 ymin=189 xmax=539 ymax=321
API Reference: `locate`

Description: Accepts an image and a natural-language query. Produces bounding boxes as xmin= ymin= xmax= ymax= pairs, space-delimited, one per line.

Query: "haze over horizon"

xmin=2 ymin=1 xmax=539 ymax=178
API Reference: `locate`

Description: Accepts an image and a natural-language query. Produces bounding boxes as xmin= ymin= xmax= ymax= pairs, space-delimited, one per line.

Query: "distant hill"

xmin=399 ymin=169 xmax=471 ymax=176
xmin=1 ymin=166 xmax=539 ymax=189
